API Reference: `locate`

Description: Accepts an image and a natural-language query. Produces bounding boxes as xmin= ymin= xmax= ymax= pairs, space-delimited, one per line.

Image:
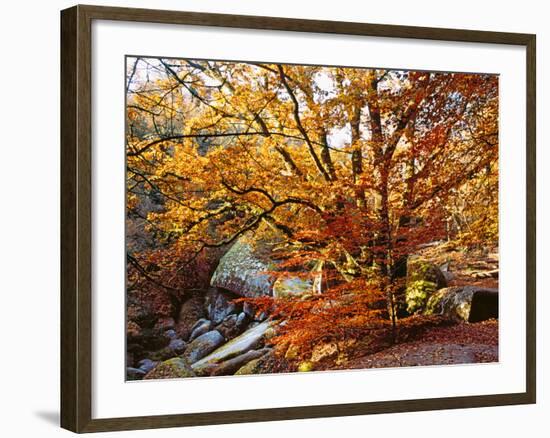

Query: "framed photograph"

xmin=60 ymin=4 xmax=536 ymax=433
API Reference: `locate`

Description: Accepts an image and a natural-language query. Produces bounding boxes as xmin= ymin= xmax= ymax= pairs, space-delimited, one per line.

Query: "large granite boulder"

xmin=405 ymin=257 xmax=447 ymax=314
xmin=210 ymin=232 xmax=278 ymax=297
xmin=211 ymin=228 xmax=323 ymax=299
xmin=425 ymin=286 xmax=498 ymax=322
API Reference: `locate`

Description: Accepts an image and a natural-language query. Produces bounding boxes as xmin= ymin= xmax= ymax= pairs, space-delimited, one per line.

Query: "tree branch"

xmin=277 ymin=65 xmax=332 ymax=182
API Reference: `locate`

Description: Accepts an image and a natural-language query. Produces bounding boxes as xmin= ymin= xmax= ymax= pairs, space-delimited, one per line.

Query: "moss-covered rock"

xmin=148 ymin=338 xmax=186 ymax=361
xmin=143 ymin=357 xmax=196 ymax=380
xmin=148 ymin=346 xmax=175 ymax=362
xmin=424 ymin=286 xmax=498 ymax=322
xmin=406 ymin=257 xmax=447 ymax=314
xmin=234 ymin=357 xmax=264 ymax=375
xmin=210 ymin=348 xmax=272 ymax=376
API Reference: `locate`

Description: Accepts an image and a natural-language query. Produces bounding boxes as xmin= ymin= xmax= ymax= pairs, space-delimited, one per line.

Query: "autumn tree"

xmin=126 ymin=57 xmax=498 ymax=356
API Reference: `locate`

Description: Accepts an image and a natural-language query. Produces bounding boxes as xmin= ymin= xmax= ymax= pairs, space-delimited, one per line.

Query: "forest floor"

xmin=340 ymin=320 xmax=498 ymax=369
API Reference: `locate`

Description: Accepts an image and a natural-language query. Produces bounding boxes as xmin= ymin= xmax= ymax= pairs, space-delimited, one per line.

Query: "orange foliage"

xmin=125 ymin=57 xmax=498 ymax=356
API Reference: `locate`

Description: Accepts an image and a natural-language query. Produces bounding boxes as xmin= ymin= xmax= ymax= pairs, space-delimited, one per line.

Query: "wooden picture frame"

xmin=60 ymin=4 xmax=536 ymax=433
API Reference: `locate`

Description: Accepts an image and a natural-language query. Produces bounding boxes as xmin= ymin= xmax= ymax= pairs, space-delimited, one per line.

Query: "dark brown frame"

xmin=61 ymin=4 xmax=536 ymax=433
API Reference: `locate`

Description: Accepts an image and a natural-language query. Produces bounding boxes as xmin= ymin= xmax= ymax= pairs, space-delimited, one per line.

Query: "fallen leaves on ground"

xmin=335 ymin=319 xmax=498 ymax=370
